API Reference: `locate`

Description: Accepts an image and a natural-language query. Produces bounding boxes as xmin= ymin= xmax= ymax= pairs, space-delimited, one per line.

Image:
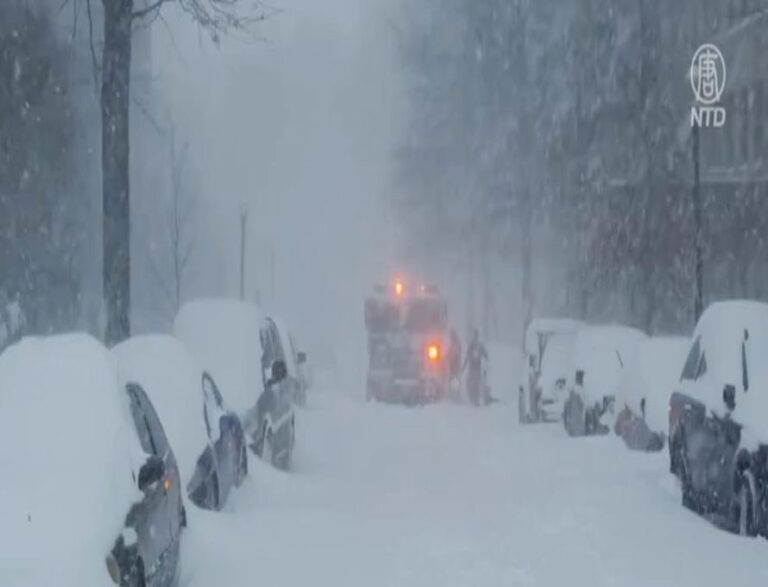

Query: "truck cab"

xmin=365 ymin=282 xmax=450 ymax=405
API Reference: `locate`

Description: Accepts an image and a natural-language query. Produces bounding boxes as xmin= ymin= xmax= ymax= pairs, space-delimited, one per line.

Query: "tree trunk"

xmin=101 ymin=0 xmax=133 ymax=345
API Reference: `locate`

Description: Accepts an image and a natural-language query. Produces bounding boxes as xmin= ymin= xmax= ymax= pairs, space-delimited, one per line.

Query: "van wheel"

xmin=737 ymin=469 xmax=758 ymax=537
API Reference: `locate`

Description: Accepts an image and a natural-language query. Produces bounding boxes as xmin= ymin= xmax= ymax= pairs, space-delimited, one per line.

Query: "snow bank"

xmin=618 ymin=336 xmax=689 ymax=434
xmin=113 ymin=335 xmax=208 ymax=487
xmin=569 ymin=325 xmax=647 ymax=403
xmin=175 ymin=299 xmax=266 ymax=417
xmin=0 ymin=334 xmax=141 ymax=586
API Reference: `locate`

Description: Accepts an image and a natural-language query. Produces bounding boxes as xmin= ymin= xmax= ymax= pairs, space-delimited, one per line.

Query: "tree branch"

xmin=132 ymin=0 xmax=170 ymax=21
xmin=85 ymin=0 xmax=100 ymax=89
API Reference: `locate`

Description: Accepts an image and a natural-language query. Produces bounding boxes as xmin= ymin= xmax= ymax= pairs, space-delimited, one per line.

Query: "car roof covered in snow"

xmin=617 ymin=336 xmax=689 ymax=434
xmin=0 ymin=334 xmax=142 ymax=585
xmin=569 ymin=325 xmax=647 ymax=402
xmin=113 ymin=334 xmax=209 ymax=487
xmin=684 ymin=300 xmax=768 ymax=444
xmin=525 ymin=318 xmax=585 ymax=355
xmin=175 ymin=298 xmax=266 ymax=417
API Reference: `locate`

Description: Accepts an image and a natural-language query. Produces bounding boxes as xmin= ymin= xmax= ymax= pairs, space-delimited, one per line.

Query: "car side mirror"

xmin=297 ymin=351 xmax=307 ymax=365
xmin=723 ymin=384 xmax=736 ymax=411
xmin=138 ymin=455 xmax=165 ymax=492
xmin=269 ymin=360 xmax=288 ymax=385
xmin=575 ymin=370 xmax=585 ymax=386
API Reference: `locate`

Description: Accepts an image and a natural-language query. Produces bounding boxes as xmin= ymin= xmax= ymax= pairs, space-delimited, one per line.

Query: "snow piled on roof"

xmin=524 ymin=318 xmax=584 ymax=355
xmin=113 ymin=334 xmax=208 ymax=487
xmin=175 ymin=299 xmax=266 ymax=417
xmin=618 ymin=336 xmax=689 ymax=434
xmin=569 ymin=325 xmax=647 ymax=403
xmin=686 ymin=300 xmax=768 ymax=446
xmin=0 ymin=334 xmax=141 ymax=586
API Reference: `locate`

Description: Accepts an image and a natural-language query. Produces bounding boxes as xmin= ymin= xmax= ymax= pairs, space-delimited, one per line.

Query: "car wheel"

xmin=261 ymin=428 xmax=274 ymax=466
xmin=736 ymin=468 xmax=758 ymax=537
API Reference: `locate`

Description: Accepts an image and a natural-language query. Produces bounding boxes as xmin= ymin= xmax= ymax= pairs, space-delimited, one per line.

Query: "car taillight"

xmin=426 ymin=343 xmax=440 ymax=362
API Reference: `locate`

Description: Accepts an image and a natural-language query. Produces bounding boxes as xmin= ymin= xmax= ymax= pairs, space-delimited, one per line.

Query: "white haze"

xmin=144 ymin=0 xmax=402 ymax=383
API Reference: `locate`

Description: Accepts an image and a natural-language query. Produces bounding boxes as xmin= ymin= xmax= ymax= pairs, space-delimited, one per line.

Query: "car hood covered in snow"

xmin=569 ymin=325 xmax=647 ymax=404
xmin=175 ymin=299 xmax=266 ymax=417
xmin=113 ymin=334 xmax=209 ymax=487
xmin=0 ymin=334 xmax=142 ymax=586
xmin=618 ymin=336 xmax=689 ymax=434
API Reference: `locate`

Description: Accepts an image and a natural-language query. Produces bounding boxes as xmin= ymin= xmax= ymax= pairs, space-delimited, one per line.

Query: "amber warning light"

xmin=426 ymin=343 xmax=440 ymax=362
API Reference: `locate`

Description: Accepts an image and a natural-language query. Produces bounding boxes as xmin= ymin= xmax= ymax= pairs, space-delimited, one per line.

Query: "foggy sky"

xmin=151 ymin=0 xmax=403 ymax=372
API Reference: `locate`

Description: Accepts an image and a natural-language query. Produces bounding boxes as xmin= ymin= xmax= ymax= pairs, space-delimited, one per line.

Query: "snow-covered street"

xmin=180 ymin=377 xmax=768 ymax=587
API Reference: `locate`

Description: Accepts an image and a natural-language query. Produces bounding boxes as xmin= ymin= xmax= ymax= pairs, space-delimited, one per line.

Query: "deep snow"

xmin=176 ymin=348 xmax=768 ymax=587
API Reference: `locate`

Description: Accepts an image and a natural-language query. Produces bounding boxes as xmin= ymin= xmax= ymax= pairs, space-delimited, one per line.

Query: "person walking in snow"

xmin=463 ymin=328 xmax=488 ymax=406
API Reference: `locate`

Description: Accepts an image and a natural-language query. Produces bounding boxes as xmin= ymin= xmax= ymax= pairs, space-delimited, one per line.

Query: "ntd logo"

xmin=690 ymin=44 xmax=726 ymax=128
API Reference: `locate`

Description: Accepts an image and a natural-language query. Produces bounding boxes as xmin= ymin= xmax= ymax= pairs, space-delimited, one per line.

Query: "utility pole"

xmin=239 ymin=205 xmax=248 ymax=301
xmin=692 ymin=122 xmax=704 ymax=322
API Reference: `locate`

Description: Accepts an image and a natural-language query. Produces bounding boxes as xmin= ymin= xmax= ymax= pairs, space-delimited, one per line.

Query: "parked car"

xmin=273 ymin=316 xmax=310 ymax=406
xmin=0 ymin=334 xmax=184 ymax=586
xmin=519 ymin=318 xmax=584 ymax=423
xmin=669 ymin=300 xmax=768 ymax=537
xmin=563 ymin=325 xmax=646 ymax=436
xmin=175 ymin=299 xmax=296 ymax=470
xmin=614 ymin=336 xmax=689 ymax=452
xmin=114 ymin=335 xmax=248 ymax=511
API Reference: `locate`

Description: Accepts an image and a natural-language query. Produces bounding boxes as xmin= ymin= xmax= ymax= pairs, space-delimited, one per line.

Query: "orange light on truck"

xmin=427 ymin=343 xmax=440 ymax=362
xmin=394 ymin=281 xmax=404 ymax=296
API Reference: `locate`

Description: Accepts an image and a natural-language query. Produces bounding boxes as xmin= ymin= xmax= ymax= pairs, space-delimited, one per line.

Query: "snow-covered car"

xmin=113 ymin=335 xmax=248 ymax=511
xmin=669 ymin=301 xmax=768 ymax=537
xmin=614 ymin=336 xmax=689 ymax=452
xmin=563 ymin=325 xmax=647 ymax=437
xmin=273 ymin=316 xmax=309 ymax=406
xmin=175 ymin=299 xmax=295 ymax=470
xmin=519 ymin=318 xmax=584 ymax=423
xmin=0 ymin=334 xmax=184 ymax=586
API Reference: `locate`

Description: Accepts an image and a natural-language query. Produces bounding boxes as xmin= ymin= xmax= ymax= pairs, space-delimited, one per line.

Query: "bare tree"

xmin=73 ymin=0 xmax=271 ymax=344
xmin=145 ymin=124 xmax=195 ymax=320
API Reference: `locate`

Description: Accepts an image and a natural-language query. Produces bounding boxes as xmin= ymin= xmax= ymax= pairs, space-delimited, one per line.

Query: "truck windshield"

xmin=404 ymin=300 xmax=445 ymax=333
xmin=365 ymin=301 xmax=400 ymax=333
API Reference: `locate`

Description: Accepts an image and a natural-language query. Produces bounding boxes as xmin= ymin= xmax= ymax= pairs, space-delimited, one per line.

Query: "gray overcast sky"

xmin=152 ymin=0 xmax=403 ymax=369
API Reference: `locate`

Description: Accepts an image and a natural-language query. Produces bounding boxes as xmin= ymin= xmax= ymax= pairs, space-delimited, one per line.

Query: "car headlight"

xmin=106 ymin=552 xmax=121 ymax=584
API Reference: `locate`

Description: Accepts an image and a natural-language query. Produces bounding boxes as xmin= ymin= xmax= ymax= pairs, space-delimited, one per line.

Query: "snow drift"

xmin=0 ymin=334 xmax=141 ymax=586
